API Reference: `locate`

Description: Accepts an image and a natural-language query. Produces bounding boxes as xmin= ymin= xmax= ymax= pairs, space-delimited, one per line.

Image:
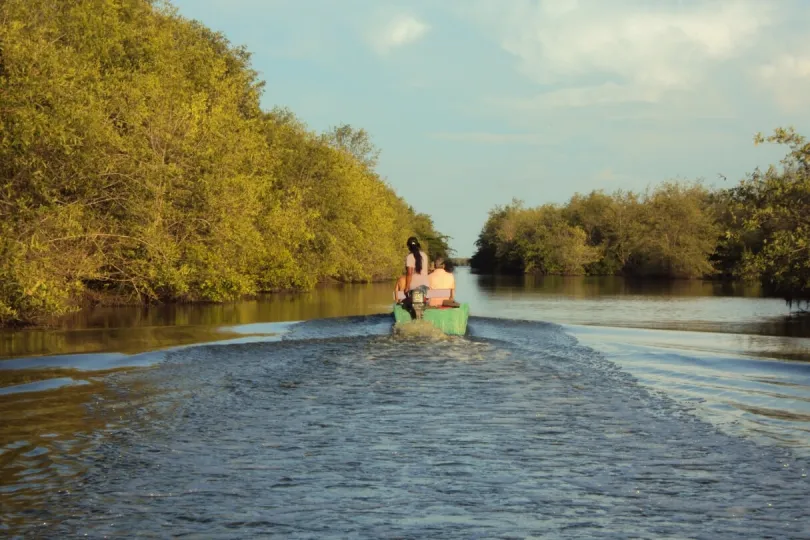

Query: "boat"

xmin=392 ymin=301 xmax=470 ymax=336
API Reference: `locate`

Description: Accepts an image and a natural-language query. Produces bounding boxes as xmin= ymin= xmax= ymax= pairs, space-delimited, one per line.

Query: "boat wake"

xmin=1 ymin=314 xmax=809 ymax=538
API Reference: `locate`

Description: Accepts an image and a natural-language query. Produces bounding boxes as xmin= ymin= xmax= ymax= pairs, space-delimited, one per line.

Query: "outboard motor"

xmin=409 ymin=286 xmax=428 ymax=320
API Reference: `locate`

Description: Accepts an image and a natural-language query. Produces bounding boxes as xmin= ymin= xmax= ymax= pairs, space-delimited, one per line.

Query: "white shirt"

xmin=405 ymin=251 xmax=430 ymax=289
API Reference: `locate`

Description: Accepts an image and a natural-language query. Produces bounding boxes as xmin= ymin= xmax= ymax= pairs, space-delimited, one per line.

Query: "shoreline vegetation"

xmin=2 ymin=2 xmax=807 ymax=330
xmin=0 ymin=0 xmax=451 ymax=328
xmin=471 ymin=128 xmax=810 ymax=312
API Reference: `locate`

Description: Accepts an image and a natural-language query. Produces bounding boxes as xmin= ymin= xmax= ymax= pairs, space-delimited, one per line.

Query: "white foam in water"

xmin=392 ymin=320 xmax=452 ymax=340
xmin=0 ymin=322 xmax=301 ymax=396
xmin=218 ymin=321 xmax=302 ymax=337
xmin=0 ymin=377 xmax=90 ymax=396
xmin=3 ymin=315 xmax=810 ymax=538
xmin=12 ymin=316 xmax=808 ymax=538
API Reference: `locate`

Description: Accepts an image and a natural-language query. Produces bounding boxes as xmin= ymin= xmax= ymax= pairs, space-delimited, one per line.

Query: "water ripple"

xmin=1 ymin=316 xmax=805 ymax=538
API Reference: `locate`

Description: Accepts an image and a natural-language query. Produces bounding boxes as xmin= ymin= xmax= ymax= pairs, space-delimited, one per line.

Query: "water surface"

xmin=1 ymin=269 xmax=809 ymax=537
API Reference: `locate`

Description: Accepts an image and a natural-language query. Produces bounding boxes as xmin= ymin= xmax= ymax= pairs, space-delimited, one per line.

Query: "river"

xmin=1 ymin=268 xmax=809 ymax=538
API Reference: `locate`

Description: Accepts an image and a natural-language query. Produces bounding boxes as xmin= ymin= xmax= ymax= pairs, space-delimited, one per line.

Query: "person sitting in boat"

xmin=428 ymin=257 xmax=456 ymax=307
xmin=403 ymin=236 xmax=430 ymax=311
xmin=404 ymin=236 xmax=430 ymax=291
xmin=393 ymin=270 xmax=407 ymax=303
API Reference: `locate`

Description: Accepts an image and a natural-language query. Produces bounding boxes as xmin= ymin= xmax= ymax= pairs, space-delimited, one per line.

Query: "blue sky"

xmin=171 ymin=0 xmax=810 ymax=256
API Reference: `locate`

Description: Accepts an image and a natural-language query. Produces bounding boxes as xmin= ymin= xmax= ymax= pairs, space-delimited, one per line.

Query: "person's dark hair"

xmin=444 ymin=259 xmax=455 ymax=273
xmin=406 ymin=236 xmax=422 ymax=273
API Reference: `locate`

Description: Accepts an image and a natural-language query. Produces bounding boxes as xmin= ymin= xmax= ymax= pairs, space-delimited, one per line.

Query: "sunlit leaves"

xmin=474 ymin=182 xmax=720 ymax=279
xmin=0 ymin=0 xmax=448 ymax=326
xmin=727 ymin=128 xmax=810 ymax=305
xmin=472 ymin=129 xmax=810 ymax=306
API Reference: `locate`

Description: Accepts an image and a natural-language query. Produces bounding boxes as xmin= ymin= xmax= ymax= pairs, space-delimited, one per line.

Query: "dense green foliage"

xmin=0 ymin=0 xmax=449 ymax=326
xmin=471 ymin=129 xmax=810 ymax=305
xmin=722 ymin=128 xmax=810 ymax=305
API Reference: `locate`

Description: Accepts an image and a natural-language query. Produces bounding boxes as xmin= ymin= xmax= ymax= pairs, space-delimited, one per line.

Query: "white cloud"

xmin=428 ymin=131 xmax=560 ymax=145
xmin=465 ymin=0 xmax=774 ymax=109
xmin=512 ymin=82 xmax=661 ymax=109
xmin=368 ymin=14 xmax=429 ymax=55
xmin=755 ymin=53 xmax=810 ymax=112
xmin=592 ymin=167 xmax=639 ymax=187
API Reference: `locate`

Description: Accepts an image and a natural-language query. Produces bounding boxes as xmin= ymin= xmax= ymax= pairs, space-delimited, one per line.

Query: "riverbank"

xmin=0 ymin=0 xmax=450 ymax=329
xmin=4 ymin=268 xmax=809 ymax=359
xmin=2 ymin=271 xmax=408 ymax=331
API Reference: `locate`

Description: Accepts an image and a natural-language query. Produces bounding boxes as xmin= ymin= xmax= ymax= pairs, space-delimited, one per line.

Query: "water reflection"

xmin=567 ymin=324 xmax=810 ymax=455
xmin=0 ymin=325 xmax=242 ymax=361
xmin=60 ymin=282 xmax=396 ymax=330
xmin=566 ymin=324 xmax=810 ymax=364
xmin=1 ymin=283 xmax=396 ymax=360
xmin=1 ymin=268 xmax=808 ymax=365
xmin=0 ymin=279 xmax=809 ymax=536
xmin=6 ymin=317 xmax=810 ymax=538
xmin=474 ymin=272 xmax=766 ymax=298
xmin=0 ymin=376 xmax=129 ymax=532
xmin=472 ymin=271 xmax=810 ymax=340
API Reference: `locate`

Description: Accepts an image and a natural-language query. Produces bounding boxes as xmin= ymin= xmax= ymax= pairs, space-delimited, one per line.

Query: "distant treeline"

xmin=0 ymin=0 xmax=450 ymax=326
xmin=471 ymin=128 xmax=810 ymax=306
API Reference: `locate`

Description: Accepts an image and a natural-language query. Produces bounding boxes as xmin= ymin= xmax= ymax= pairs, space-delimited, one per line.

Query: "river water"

xmin=1 ymin=269 xmax=809 ymax=538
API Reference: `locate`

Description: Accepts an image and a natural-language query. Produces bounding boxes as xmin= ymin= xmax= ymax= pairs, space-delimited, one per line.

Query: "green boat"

xmin=392 ymin=302 xmax=470 ymax=336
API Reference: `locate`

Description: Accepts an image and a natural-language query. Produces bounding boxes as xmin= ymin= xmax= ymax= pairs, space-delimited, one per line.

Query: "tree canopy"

xmin=0 ymin=0 xmax=450 ymax=326
xmin=471 ymin=129 xmax=810 ymax=307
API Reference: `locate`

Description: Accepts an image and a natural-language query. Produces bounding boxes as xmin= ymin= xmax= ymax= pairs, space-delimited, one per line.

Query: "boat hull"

xmin=392 ymin=303 xmax=470 ymax=336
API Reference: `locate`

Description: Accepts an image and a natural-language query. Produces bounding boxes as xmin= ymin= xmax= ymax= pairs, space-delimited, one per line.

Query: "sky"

xmin=170 ymin=0 xmax=810 ymax=257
